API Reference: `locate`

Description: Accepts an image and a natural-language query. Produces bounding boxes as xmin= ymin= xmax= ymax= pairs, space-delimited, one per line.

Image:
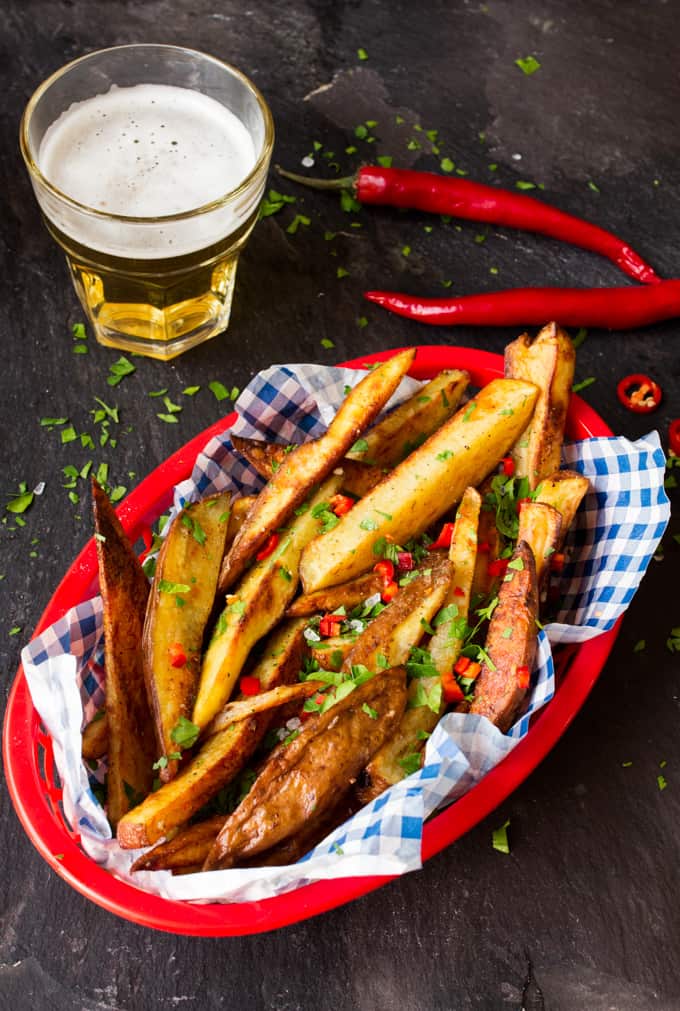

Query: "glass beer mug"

xmin=20 ymin=45 xmax=274 ymax=360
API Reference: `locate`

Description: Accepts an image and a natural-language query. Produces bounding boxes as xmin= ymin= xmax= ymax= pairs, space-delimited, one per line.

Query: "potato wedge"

xmin=300 ymin=378 xmax=538 ymax=592
xmin=205 ymin=679 xmax=326 ymax=737
xmin=345 ymin=369 xmax=469 ymax=467
xmin=131 ymin=815 xmax=227 ymax=873
xmin=193 ymin=476 xmax=342 ymax=729
xmin=218 ymin=348 xmax=416 ymax=593
xmin=470 ymin=501 xmax=503 ymax=601
xmin=91 ymin=479 xmax=155 ymax=826
xmin=231 ymin=435 xmax=387 ymax=500
xmin=534 ymin=469 xmax=590 ymax=540
xmin=225 ymin=495 xmax=256 ymax=548
xmin=204 ymin=667 xmax=407 ymax=869
xmin=143 ymin=491 xmax=231 ymax=781
xmin=309 ymin=636 xmax=356 ymax=671
xmin=469 ymin=540 xmax=539 ymax=732
xmin=81 ymin=709 xmax=108 ymax=761
xmin=117 ymin=618 xmax=307 ymax=848
xmin=285 ymin=570 xmax=383 ymax=618
xmin=517 ymin=501 xmax=563 ymax=588
xmin=505 ymin=322 xmax=575 ymax=488
xmin=342 ymin=554 xmax=453 ymax=673
xmin=360 ymin=488 xmax=481 ymax=804
xmin=429 ymin=487 xmax=481 ymax=676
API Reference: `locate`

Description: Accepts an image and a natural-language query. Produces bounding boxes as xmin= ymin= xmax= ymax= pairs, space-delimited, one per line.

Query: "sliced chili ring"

xmin=669 ymin=419 xmax=680 ymax=456
xmin=616 ymin=373 xmax=662 ymax=413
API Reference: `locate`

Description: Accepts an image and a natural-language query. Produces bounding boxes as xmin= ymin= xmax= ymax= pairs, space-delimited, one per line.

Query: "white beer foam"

xmin=36 ymin=84 xmax=261 ymax=258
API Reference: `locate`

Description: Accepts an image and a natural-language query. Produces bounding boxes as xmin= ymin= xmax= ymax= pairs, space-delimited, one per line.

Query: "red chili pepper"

xmin=487 ymin=558 xmax=509 ymax=578
xmin=255 ymin=532 xmax=280 ymax=561
xmin=381 ymin=580 xmax=399 ymax=603
xmin=168 ymin=642 xmax=187 ymax=668
xmin=428 ymin=521 xmax=455 ymax=551
xmin=240 ymin=675 xmax=261 ymax=696
xmin=454 ymin=655 xmax=471 ymax=675
xmin=373 ymin=559 xmax=395 ymax=585
xmin=278 ymin=165 xmax=659 ymax=284
xmin=550 ymin=552 xmax=566 ymax=574
xmin=453 ymin=586 xmax=465 ymax=597
xmin=516 ymin=665 xmax=531 ymax=691
xmin=616 ymin=373 xmax=662 ymax=413
xmin=319 ymin=614 xmax=343 ymax=637
xmin=463 ymin=661 xmax=482 ymax=681
xmin=364 ymin=279 xmax=680 ymax=331
xmin=396 ymin=550 xmax=414 ymax=572
xmin=442 ymin=671 xmax=465 ymax=704
xmin=477 ymin=541 xmax=491 ymax=555
xmin=517 ymin=498 xmax=532 ymax=512
xmin=669 ymin=419 xmax=680 ymax=456
xmin=501 ymin=456 xmax=515 ymax=476
xmin=329 ymin=493 xmax=355 ymax=516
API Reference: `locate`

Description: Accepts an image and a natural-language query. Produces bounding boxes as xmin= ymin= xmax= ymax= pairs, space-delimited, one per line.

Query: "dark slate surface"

xmin=1 ymin=2 xmax=678 ymax=1009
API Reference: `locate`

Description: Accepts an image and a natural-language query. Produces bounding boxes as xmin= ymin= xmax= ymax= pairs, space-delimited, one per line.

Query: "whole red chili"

xmin=616 ymin=373 xmax=662 ymax=413
xmin=364 ymin=280 xmax=680 ymax=331
xmin=277 ymin=165 xmax=659 ymax=284
xmin=669 ymin=419 xmax=680 ymax=456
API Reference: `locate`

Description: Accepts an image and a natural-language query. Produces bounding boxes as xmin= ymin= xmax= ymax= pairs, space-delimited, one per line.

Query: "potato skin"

xmin=469 ymin=540 xmax=539 ymax=732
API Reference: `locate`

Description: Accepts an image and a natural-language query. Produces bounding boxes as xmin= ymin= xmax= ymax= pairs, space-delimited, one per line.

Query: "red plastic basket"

xmin=3 ymin=346 xmax=619 ymax=936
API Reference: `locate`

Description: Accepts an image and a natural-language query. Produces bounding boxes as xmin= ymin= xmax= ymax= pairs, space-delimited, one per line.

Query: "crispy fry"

xmin=143 ymin=491 xmax=231 ymax=781
xmin=285 ymin=570 xmax=383 ymax=617
xmin=534 ymin=470 xmax=590 ymax=540
xmin=91 ymin=479 xmax=155 ymax=826
xmin=193 ymin=476 xmax=342 ymax=729
xmin=517 ymin=501 xmax=562 ymax=588
xmin=505 ymin=321 xmax=575 ymax=488
xmin=300 ymin=378 xmax=538 ymax=592
xmin=342 ymin=554 xmax=453 ymax=673
xmin=469 ymin=540 xmax=539 ymax=732
xmin=345 ymin=369 xmax=469 ymax=467
xmin=81 ymin=709 xmax=108 ymax=761
xmin=117 ymin=619 xmax=307 ymax=848
xmin=204 ymin=679 xmax=326 ymax=737
xmin=204 ymin=668 xmax=407 ymax=869
xmin=429 ymin=487 xmax=481 ymax=675
xmin=130 ymin=815 xmax=226 ymax=873
xmin=218 ymin=348 xmax=416 ymax=593
xmin=232 ymin=436 xmax=388 ymax=501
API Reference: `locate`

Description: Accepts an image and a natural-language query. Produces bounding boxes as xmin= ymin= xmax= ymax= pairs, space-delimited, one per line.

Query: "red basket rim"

xmin=3 ymin=344 xmax=618 ymax=936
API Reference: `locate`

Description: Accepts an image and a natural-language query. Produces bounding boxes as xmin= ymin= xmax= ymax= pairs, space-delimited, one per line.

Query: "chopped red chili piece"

xmin=442 ymin=671 xmax=465 ymax=704
xmin=428 ymin=521 xmax=455 ymax=550
xmin=396 ymin=550 xmax=414 ymax=571
xmin=517 ymin=665 xmax=530 ymax=691
xmin=381 ymin=580 xmax=399 ymax=603
xmin=616 ymin=373 xmax=662 ymax=413
xmin=329 ymin=493 xmax=355 ymax=516
xmin=319 ymin=614 xmax=343 ymax=638
xmin=477 ymin=541 xmax=491 ymax=555
xmin=501 ymin=456 xmax=515 ymax=476
xmin=464 ymin=661 xmax=482 ymax=681
xmin=255 ymin=532 xmax=280 ymax=561
xmin=487 ymin=557 xmax=509 ymax=578
xmin=373 ymin=559 xmax=395 ymax=584
xmin=240 ymin=676 xmax=261 ymax=696
xmin=550 ymin=552 xmax=566 ymax=573
xmin=168 ymin=642 xmax=187 ymax=668
xmin=517 ymin=497 xmax=532 ymax=512
xmin=669 ymin=419 xmax=680 ymax=456
xmin=453 ymin=586 xmax=465 ymax=597
xmin=454 ymin=656 xmax=471 ymax=675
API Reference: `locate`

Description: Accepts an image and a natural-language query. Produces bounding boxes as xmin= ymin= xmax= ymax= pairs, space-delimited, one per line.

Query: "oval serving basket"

xmin=3 ymin=346 xmax=619 ymax=935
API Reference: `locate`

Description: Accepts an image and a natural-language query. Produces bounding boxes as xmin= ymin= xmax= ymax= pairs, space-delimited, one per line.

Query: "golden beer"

xmin=20 ymin=46 xmax=274 ymax=360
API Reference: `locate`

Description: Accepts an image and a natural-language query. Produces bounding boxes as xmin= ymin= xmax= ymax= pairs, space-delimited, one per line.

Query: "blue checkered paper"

xmin=21 ymin=362 xmax=670 ymax=904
